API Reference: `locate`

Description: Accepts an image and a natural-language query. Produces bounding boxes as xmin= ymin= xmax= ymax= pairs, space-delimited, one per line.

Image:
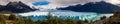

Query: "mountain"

xmin=57 ymin=1 xmax=120 ymax=13
xmin=57 ymin=4 xmax=82 ymax=12
xmin=0 ymin=1 xmax=37 ymax=13
xmin=0 ymin=5 xmax=5 ymax=11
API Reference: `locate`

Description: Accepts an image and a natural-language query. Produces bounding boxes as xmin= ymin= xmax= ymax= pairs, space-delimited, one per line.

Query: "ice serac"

xmin=0 ymin=1 xmax=37 ymax=13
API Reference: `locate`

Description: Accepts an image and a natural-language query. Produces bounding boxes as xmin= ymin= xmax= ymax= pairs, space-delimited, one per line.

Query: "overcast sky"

xmin=0 ymin=0 xmax=120 ymax=9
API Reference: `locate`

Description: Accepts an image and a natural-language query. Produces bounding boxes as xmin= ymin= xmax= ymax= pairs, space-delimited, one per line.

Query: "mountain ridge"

xmin=57 ymin=1 xmax=120 ymax=13
xmin=0 ymin=1 xmax=37 ymax=13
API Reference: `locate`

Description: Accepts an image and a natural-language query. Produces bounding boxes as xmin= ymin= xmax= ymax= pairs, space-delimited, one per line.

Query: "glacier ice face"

xmin=18 ymin=12 xmax=48 ymax=17
xmin=51 ymin=12 xmax=98 ymax=20
xmin=17 ymin=10 xmax=113 ymax=21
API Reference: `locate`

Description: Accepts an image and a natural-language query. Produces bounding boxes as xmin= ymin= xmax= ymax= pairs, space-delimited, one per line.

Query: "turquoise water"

xmin=18 ymin=12 xmax=113 ymax=22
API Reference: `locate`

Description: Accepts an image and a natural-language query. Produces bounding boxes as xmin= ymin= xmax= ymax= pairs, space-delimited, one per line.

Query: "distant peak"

xmin=18 ymin=1 xmax=22 ymax=3
xmin=7 ymin=1 xmax=24 ymax=5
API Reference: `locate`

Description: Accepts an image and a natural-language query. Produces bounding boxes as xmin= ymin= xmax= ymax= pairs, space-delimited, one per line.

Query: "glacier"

xmin=18 ymin=11 xmax=113 ymax=22
xmin=18 ymin=10 xmax=113 ymax=22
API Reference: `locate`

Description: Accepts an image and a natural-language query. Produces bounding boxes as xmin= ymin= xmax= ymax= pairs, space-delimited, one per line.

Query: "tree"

xmin=100 ymin=16 xmax=106 ymax=20
xmin=47 ymin=12 xmax=53 ymax=24
xmin=0 ymin=15 xmax=6 ymax=24
xmin=24 ymin=18 xmax=34 ymax=24
xmin=84 ymin=19 xmax=89 ymax=23
xmin=53 ymin=16 xmax=59 ymax=24
xmin=9 ymin=14 xmax=16 ymax=20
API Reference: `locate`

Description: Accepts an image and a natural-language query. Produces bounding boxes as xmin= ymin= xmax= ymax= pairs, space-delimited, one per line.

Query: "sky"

xmin=0 ymin=0 xmax=115 ymax=16
xmin=0 ymin=0 xmax=120 ymax=9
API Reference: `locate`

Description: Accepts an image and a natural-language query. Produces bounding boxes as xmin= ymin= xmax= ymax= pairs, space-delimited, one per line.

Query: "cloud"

xmin=45 ymin=0 xmax=120 ymax=9
xmin=105 ymin=0 xmax=120 ymax=4
xmin=44 ymin=0 xmax=103 ymax=9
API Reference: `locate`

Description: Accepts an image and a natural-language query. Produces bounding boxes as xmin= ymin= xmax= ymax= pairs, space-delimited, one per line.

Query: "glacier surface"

xmin=18 ymin=10 xmax=113 ymax=21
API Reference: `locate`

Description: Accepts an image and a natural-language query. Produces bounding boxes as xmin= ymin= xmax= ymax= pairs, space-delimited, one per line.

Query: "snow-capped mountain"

xmin=0 ymin=1 xmax=37 ymax=13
